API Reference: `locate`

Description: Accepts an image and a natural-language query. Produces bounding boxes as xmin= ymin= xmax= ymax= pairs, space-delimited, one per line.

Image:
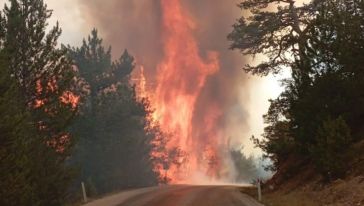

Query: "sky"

xmin=0 ymin=0 xmax=88 ymax=45
xmin=0 ymin=0 xmax=287 ymax=157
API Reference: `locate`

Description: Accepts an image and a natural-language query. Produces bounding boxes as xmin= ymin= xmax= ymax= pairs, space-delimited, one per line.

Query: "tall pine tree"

xmin=230 ymin=0 xmax=364 ymax=179
xmin=0 ymin=0 xmax=79 ymax=204
xmin=67 ymin=30 xmax=157 ymax=195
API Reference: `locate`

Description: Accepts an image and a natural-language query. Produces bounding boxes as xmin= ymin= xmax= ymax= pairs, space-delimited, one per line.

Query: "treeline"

xmin=229 ymin=0 xmax=364 ymax=180
xmin=0 ymin=0 xmax=158 ymax=205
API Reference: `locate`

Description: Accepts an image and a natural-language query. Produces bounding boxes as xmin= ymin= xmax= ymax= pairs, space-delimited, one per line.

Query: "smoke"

xmin=75 ymin=0 xmax=163 ymax=79
xmin=183 ymin=0 xmax=251 ymax=148
xmin=76 ymin=0 xmax=256 ymax=183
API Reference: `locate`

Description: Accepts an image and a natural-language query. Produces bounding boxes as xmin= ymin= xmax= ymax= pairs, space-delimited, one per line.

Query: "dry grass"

xmin=240 ymin=186 xmax=319 ymax=206
xmin=242 ymin=140 xmax=364 ymax=206
xmin=261 ymin=191 xmax=320 ymax=206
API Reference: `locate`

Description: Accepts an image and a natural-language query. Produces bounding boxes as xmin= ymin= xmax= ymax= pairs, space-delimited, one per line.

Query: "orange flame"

xmin=34 ymin=78 xmax=78 ymax=154
xmin=136 ymin=66 xmax=147 ymax=100
xmin=34 ymin=78 xmax=79 ymax=110
xmin=60 ymin=91 xmax=80 ymax=109
xmin=144 ymin=0 xmax=226 ymax=183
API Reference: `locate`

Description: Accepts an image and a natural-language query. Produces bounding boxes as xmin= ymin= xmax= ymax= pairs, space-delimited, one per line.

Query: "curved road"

xmin=84 ymin=185 xmax=263 ymax=206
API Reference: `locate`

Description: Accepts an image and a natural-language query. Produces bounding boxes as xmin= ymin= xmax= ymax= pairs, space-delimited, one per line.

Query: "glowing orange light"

xmin=60 ymin=91 xmax=80 ymax=109
xmin=143 ymin=0 xmax=226 ymax=183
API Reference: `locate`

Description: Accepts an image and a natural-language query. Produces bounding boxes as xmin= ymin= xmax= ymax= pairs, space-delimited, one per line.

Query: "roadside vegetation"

xmin=230 ymin=0 xmax=364 ymax=181
xmin=0 ymin=0 xmax=160 ymax=205
xmin=65 ymin=30 xmax=158 ymax=198
xmin=0 ymin=0 xmax=79 ymax=205
xmin=230 ymin=0 xmax=364 ymax=204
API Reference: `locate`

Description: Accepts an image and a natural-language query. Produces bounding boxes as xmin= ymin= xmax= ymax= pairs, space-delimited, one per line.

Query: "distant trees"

xmin=230 ymin=148 xmax=259 ymax=182
xmin=66 ymin=30 xmax=158 ymax=195
xmin=0 ymin=0 xmax=79 ymax=205
xmin=230 ymin=0 xmax=364 ymax=179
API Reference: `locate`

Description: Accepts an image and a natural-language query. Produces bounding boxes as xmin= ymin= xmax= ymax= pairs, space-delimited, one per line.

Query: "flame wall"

xmin=76 ymin=0 xmax=253 ymax=183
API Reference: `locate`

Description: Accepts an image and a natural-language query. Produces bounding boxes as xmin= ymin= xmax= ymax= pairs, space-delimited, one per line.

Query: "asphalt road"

xmin=84 ymin=185 xmax=264 ymax=206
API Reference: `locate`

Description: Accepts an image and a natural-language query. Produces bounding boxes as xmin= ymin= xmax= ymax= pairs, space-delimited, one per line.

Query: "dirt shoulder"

xmin=244 ymin=141 xmax=364 ymax=206
xmin=262 ymin=175 xmax=364 ymax=206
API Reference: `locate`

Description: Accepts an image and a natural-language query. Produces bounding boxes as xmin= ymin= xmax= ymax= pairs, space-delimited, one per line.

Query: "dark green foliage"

xmin=228 ymin=0 xmax=314 ymax=76
xmin=112 ymin=50 xmax=135 ymax=82
xmin=2 ymin=0 xmax=78 ymax=150
xmin=252 ymin=94 xmax=295 ymax=171
xmin=310 ymin=117 xmax=351 ymax=179
xmin=0 ymin=50 xmax=34 ymax=206
xmin=67 ymin=30 xmax=157 ymax=195
xmin=0 ymin=0 xmax=78 ymax=205
xmin=230 ymin=0 xmax=364 ymax=179
xmin=67 ymin=29 xmax=112 ymax=95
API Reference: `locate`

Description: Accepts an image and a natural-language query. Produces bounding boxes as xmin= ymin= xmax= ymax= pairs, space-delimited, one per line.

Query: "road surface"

xmin=84 ymin=185 xmax=264 ymax=206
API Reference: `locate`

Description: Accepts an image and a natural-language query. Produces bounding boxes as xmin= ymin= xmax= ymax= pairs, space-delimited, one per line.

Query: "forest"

xmin=0 ymin=0 xmax=161 ymax=205
xmin=1 ymin=0 xmax=364 ymax=205
xmin=229 ymin=0 xmax=364 ymax=181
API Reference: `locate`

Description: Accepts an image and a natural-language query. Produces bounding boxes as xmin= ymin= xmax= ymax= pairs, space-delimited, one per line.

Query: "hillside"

xmin=261 ymin=140 xmax=364 ymax=206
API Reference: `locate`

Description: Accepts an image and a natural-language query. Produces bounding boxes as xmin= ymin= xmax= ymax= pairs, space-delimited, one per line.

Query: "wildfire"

xmin=34 ymin=78 xmax=79 ymax=154
xmin=60 ymin=91 xmax=80 ymax=109
xmin=141 ymin=0 xmax=229 ymax=183
xmin=34 ymin=78 xmax=80 ymax=110
xmin=135 ymin=66 xmax=147 ymax=100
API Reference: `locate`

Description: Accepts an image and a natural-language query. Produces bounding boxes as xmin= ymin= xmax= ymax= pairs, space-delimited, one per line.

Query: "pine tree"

xmin=67 ymin=30 xmax=157 ymax=195
xmin=230 ymin=0 xmax=364 ymax=179
xmin=0 ymin=0 xmax=79 ymax=204
xmin=228 ymin=0 xmax=314 ymax=77
xmin=0 ymin=48 xmax=35 ymax=206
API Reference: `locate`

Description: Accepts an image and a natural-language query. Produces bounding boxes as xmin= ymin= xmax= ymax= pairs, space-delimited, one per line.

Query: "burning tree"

xmin=0 ymin=0 xmax=80 ymax=205
xmin=66 ymin=30 xmax=159 ymax=195
xmin=145 ymin=0 xmax=234 ymax=184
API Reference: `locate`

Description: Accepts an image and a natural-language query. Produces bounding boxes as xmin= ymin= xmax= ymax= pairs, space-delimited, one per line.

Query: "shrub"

xmin=310 ymin=116 xmax=352 ymax=180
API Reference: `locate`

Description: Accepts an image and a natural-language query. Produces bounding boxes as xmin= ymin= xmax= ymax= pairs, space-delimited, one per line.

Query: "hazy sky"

xmin=0 ymin=0 xmax=286 ymax=156
xmin=0 ymin=0 xmax=89 ymax=45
